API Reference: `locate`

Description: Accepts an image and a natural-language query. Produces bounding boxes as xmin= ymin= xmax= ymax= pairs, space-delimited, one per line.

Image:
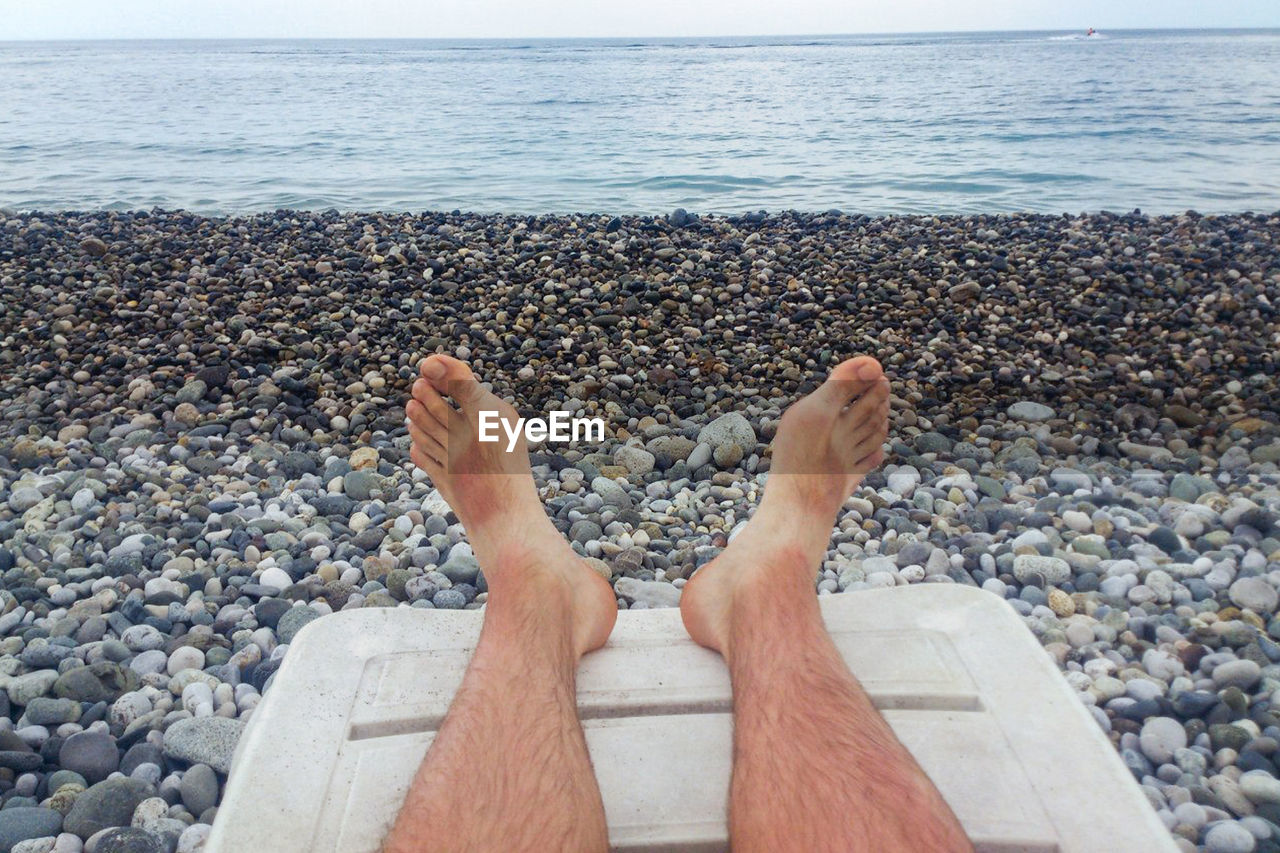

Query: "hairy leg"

xmin=682 ymin=356 xmax=972 ymax=852
xmin=384 ymin=355 xmax=616 ymax=853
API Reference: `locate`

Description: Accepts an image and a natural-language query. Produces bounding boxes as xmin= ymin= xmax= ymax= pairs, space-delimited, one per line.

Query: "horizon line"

xmin=3 ymin=25 xmax=1279 ymax=43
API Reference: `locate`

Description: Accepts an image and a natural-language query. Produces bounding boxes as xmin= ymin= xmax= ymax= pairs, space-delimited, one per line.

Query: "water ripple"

xmin=0 ymin=31 xmax=1278 ymax=213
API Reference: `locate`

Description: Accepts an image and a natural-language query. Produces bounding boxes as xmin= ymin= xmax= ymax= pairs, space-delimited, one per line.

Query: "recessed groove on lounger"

xmin=346 ymin=688 xmax=985 ymax=742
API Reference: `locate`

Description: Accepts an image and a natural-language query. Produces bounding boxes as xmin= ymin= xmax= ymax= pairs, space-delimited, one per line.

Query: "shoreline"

xmin=0 ymin=209 xmax=1278 ymax=850
xmin=6 ymin=205 xmax=1280 ymax=221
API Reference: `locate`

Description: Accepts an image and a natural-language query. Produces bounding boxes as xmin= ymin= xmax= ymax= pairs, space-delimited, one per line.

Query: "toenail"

xmin=423 ymin=359 xmax=445 ymax=379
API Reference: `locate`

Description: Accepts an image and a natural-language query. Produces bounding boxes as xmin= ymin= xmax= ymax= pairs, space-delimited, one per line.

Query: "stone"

xmin=696 ymin=413 xmax=755 ymax=454
xmin=252 ymin=598 xmax=291 ymax=630
xmin=646 ymin=435 xmax=695 ymax=468
xmin=162 ymin=717 xmax=245 ymax=774
xmin=613 ymin=577 xmax=681 ymax=608
xmin=174 ymin=380 xmax=207 ymax=405
xmin=614 ymin=446 xmax=656 ymax=476
xmin=177 ymin=824 xmax=211 ymax=853
xmin=1139 ymin=717 xmax=1187 ymax=764
xmin=438 ymin=555 xmax=479 ymax=585
xmin=23 ymin=697 xmax=82 ymax=726
xmin=1007 ymin=401 xmax=1054 ymax=421
xmin=10 ymin=839 xmax=58 ymax=853
xmin=1213 ymin=660 xmax=1262 ymax=690
xmin=0 ymin=808 xmax=62 ymax=853
xmin=53 ymin=664 xmax=139 ymax=704
xmin=119 ymin=744 xmax=162 ymax=777
xmin=349 ymin=447 xmax=380 ymax=471
xmin=179 ymin=764 xmax=218 ymax=817
xmin=277 ymin=607 xmax=320 ymax=644
xmin=7 ymin=671 xmax=60 ymax=707
xmin=712 ymin=442 xmax=743 ymax=469
xmin=685 ymin=443 xmax=712 ymax=470
xmin=93 ymin=828 xmax=165 ymax=853
xmin=569 ymin=520 xmax=603 ymax=545
xmin=914 ymin=432 xmax=953 ymax=454
xmin=1046 ymin=587 xmax=1074 ymax=617
xmin=257 ymin=567 xmax=292 ymax=592
xmin=64 ymin=777 xmax=152 ymax=839
xmin=342 ymin=470 xmax=385 ymax=501
xmin=590 ymin=477 xmax=632 ymax=509
xmin=886 ymin=466 xmax=920 ymax=497
xmin=1230 ymin=577 xmax=1278 ymax=614
xmin=1012 ymin=555 xmax=1071 ymax=585
xmin=58 ymin=731 xmax=119 ymax=784
xmin=973 ymin=476 xmax=1006 ymax=500
xmin=1241 ymin=772 xmax=1280 ymax=805
xmin=1204 ymin=821 xmax=1258 ymax=853
xmin=80 ymin=237 xmax=109 ymax=256
xmin=432 ymin=589 xmax=466 ymax=609
xmin=1049 ymin=467 xmax=1091 ymax=491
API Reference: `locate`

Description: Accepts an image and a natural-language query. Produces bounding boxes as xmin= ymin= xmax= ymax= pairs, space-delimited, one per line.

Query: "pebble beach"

xmin=0 ymin=208 xmax=1278 ymax=853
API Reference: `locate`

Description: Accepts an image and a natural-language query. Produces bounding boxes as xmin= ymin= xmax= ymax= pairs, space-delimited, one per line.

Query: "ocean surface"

xmin=2 ymin=30 xmax=1279 ymax=214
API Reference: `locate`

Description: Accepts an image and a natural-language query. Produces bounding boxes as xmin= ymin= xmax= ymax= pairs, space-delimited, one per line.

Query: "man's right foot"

xmin=405 ymin=354 xmax=617 ymax=657
xmin=680 ymin=356 xmax=890 ymax=656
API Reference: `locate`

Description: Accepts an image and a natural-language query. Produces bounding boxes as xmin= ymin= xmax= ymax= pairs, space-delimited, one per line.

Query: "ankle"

xmin=720 ymin=565 xmax=823 ymax=665
xmin=466 ymin=503 xmax=560 ymax=567
xmin=729 ymin=498 xmax=832 ymax=573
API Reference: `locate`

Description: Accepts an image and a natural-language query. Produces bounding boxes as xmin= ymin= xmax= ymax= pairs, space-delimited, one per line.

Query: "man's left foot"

xmin=680 ymin=356 xmax=890 ymax=657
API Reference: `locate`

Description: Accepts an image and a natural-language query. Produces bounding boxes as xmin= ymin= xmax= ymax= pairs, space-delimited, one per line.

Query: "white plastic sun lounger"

xmin=207 ymin=585 xmax=1174 ymax=852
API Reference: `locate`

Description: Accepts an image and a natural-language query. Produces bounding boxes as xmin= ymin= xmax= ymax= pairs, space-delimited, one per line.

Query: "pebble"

xmin=1141 ymin=717 xmax=1188 ymax=764
xmin=1007 ymin=401 xmax=1055 ymax=421
xmin=1205 ymin=821 xmax=1258 ymax=853
xmin=63 ymin=777 xmax=151 ymax=839
xmin=1013 ymin=555 xmax=1071 ymax=585
xmin=0 ymin=808 xmax=64 ymax=853
xmin=1214 ymin=661 xmax=1263 ymax=691
xmin=1230 ymin=578 xmax=1278 ymax=613
xmin=1241 ymin=772 xmax=1280 ymax=805
xmin=161 ymin=718 xmax=245 ymax=774
xmin=179 ymin=764 xmax=219 ymax=817
xmin=613 ymin=577 xmax=681 ymax=608
xmin=0 ymin=211 xmax=1277 ymax=853
xmin=58 ymin=731 xmax=119 ymax=784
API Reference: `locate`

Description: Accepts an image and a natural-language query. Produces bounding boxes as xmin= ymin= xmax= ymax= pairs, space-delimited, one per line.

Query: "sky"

xmin=2 ymin=0 xmax=1278 ymax=40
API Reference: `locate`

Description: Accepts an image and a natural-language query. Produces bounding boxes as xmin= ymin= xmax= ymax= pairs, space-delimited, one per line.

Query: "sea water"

xmin=1 ymin=30 xmax=1278 ymax=213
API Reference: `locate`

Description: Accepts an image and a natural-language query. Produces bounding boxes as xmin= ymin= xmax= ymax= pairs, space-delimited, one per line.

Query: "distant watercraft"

xmin=1048 ymin=29 xmax=1103 ymax=41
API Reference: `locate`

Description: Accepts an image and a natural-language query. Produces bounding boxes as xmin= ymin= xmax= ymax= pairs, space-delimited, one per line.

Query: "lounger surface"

xmin=208 ymin=585 xmax=1174 ymax=852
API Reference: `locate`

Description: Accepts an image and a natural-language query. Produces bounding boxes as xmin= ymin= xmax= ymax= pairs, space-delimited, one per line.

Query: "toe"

xmin=847 ymin=355 xmax=883 ymax=381
xmin=408 ymin=420 xmax=447 ymax=465
xmin=816 ymin=355 xmax=884 ymax=408
xmin=407 ymin=399 xmax=449 ymax=443
xmin=420 ymin=355 xmax=487 ymax=410
xmin=839 ymin=376 xmax=890 ymax=423
xmin=411 ymin=381 xmax=455 ymax=428
xmin=853 ymin=447 xmax=886 ymax=472
xmin=849 ymin=403 xmax=888 ymax=460
xmin=410 ymin=442 xmax=445 ymax=476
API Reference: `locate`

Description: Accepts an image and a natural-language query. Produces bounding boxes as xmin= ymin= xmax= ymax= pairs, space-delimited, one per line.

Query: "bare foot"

xmin=680 ymin=356 xmax=890 ymax=657
xmin=405 ymin=354 xmax=616 ymax=657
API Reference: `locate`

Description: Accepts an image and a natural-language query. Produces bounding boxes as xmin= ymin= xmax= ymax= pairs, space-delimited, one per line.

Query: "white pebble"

xmin=258 ymin=567 xmax=292 ymax=591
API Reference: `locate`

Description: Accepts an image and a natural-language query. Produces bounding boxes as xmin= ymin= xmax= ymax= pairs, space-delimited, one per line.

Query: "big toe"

xmin=816 ymin=355 xmax=884 ymax=407
xmin=840 ymin=355 xmax=882 ymax=381
xmin=420 ymin=355 xmax=486 ymax=409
